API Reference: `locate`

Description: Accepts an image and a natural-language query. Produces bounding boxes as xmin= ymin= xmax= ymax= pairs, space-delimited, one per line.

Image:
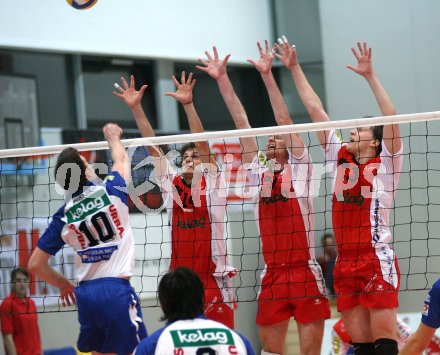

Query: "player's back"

xmin=135 ymin=316 xmax=254 ymax=355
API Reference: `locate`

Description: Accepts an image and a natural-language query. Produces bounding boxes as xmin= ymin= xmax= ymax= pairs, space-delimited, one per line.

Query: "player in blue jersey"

xmin=29 ymin=123 xmax=147 ymax=355
xmin=134 ymin=267 xmax=254 ymax=355
xmin=400 ymin=279 xmax=440 ymax=355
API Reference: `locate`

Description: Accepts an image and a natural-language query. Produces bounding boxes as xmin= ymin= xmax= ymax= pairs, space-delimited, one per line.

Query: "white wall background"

xmin=0 ymin=0 xmax=273 ymax=64
xmin=318 ymin=0 xmax=440 ymax=119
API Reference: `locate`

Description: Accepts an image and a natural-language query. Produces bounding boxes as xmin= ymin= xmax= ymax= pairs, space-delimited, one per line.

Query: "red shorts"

xmin=203 ymin=275 xmax=235 ymax=329
xmin=256 ymin=264 xmax=330 ymax=325
xmin=334 ymin=246 xmax=400 ymax=312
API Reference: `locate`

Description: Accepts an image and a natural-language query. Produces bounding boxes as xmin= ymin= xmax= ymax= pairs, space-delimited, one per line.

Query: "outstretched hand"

xmin=113 ymin=75 xmax=148 ymax=110
xmin=196 ymin=46 xmax=231 ymax=80
xmin=247 ymin=40 xmax=273 ymax=75
xmin=60 ymin=280 xmax=76 ymax=307
xmin=273 ymin=37 xmax=298 ymax=70
xmin=346 ymin=42 xmax=373 ymax=77
xmin=165 ymin=71 xmax=195 ymax=105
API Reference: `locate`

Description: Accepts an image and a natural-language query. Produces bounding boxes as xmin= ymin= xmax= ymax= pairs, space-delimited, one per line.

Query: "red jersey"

xmin=0 ymin=293 xmax=42 ymax=355
xmin=169 ymin=175 xmax=215 ymax=276
xmin=248 ymin=150 xmax=315 ymax=267
xmin=157 ymin=162 xmax=236 ymax=307
xmin=325 ymin=130 xmax=403 ymax=251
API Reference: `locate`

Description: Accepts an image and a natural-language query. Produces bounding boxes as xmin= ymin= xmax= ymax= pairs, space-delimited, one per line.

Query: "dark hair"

xmin=11 ymin=267 xmax=30 ymax=282
xmin=321 ymin=233 xmax=335 ymax=246
xmin=158 ymin=267 xmax=204 ymax=323
xmin=179 ymin=143 xmax=196 ymax=157
xmin=363 ymin=116 xmax=383 ymax=156
xmin=55 ymin=147 xmax=88 ymax=192
xmin=371 ymin=125 xmax=383 ymax=156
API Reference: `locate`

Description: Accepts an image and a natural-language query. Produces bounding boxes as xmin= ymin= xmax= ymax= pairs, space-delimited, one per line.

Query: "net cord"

xmin=1 ymin=110 xmax=439 ymax=158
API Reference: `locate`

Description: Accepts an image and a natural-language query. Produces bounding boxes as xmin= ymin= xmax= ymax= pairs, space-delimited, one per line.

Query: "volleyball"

xmin=66 ymin=0 xmax=98 ymax=10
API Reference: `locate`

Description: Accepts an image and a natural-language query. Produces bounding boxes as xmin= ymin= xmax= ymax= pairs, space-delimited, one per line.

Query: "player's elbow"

xmin=28 ymin=250 xmax=44 ymax=275
xmin=27 ymin=255 xmax=38 ymax=274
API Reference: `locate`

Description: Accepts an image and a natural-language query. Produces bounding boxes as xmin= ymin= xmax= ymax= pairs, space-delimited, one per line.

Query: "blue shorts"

xmin=75 ymin=277 xmax=147 ymax=354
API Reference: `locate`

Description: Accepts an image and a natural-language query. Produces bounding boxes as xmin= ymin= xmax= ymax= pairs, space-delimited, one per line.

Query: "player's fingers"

xmin=196 ymin=65 xmax=208 ymax=73
xmin=62 ymin=295 xmax=70 ymax=307
xmin=171 ymin=75 xmax=179 ymax=88
xmin=190 ymin=78 xmax=196 ymax=89
xmin=368 ymin=47 xmax=372 ymax=59
xmin=68 ymin=292 xmax=76 ymax=305
xmin=130 ymin=75 xmax=135 ymax=89
xmin=247 ymin=59 xmax=256 ymax=67
xmin=222 ymin=54 xmax=231 ymax=65
xmin=187 ymin=72 xmax=193 ymax=85
xmin=257 ymin=41 xmax=263 ymax=55
xmin=112 ymin=91 xmax=123 ymax=98
xmin=139 ymin=85 xmax=148 ymax=96
xmin=363 ymin=42 xmax=368 ymax=55
xmin=265 ymin=39 xmax=270 ymax=53
xmin=205 ymin=51 xmax=214 ymax=62
xmin=213 ymin=46 xmax=219 ymax=60
xmin=198 ymin=58 xmax=209 ymax=67
xmin=164 ymin=92 xmax=176 ymax=98
xmin=180 ymin=71 xmax=185 ymax=85
xmin=275 ymin=43 xmax=285 ymax=55
xmin=351 ymin=47 xmax=360 ymax=60
xmin=357 ymin=41 xmax=363 ymax=54
xmin=121 ymin=76 xmax=129 ymax=90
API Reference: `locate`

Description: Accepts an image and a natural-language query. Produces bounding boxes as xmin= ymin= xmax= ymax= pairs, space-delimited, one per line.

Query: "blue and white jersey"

xmin=134 ymin=316 xmax=254 ymax=355
xmin=422 ymin=279 xmax=440 ymax=329
xmin=37 ymin=171 xmax=134 ymax=282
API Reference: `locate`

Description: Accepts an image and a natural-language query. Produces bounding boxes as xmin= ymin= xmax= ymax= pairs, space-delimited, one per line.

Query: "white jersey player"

xmin=29 ymin=124 xmax=147 ymax=355
xmin=134 ymin=267 xmax=254 ymax=355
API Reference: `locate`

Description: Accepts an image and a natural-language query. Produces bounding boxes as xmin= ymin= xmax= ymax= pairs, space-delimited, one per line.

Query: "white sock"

xmin=261 ymin=351 xmax=280 ymax=355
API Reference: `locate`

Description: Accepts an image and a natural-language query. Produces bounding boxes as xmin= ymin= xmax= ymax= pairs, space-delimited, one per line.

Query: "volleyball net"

xmin=1 ymin=111 xmax=440 ymax=311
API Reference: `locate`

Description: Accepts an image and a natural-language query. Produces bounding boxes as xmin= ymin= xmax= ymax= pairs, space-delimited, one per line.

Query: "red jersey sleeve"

xmin=0 ymin=298 xmax=14 ymax=334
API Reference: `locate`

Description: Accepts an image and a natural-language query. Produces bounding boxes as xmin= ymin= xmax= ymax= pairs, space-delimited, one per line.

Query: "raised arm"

xmin=165 ymin=71 xmax=216 ymax=167
xmin=275 ymin=40 xmax=331 ymax=148
xmin=28 ymin=247 xmax=76 ymax=307
xmin=102 ymin=123 xmax=130 ymax=180
xmin=113 ymin=75 xmax=162 ymax=157
xmin=347 ymin=42 xmax=401 ymax=154
xmin=196 ymin=47 xmax=257 ymax=164
xmin=248 ymin=40 xmax=305 ymax=158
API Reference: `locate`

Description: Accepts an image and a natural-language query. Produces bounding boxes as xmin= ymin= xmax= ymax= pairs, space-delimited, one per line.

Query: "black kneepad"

xmin=352 ymin=342 xmax=375 ymax=355
xmin=374 ymin=338 xmax=398 ymax=355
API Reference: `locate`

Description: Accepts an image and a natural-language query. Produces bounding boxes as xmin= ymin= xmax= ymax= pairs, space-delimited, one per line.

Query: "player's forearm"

xmin=399 ymin=339 xmax=424 ymax=355
xmin=260 ymin=72 xmax=292 ymax=126
xmin=29 ymin=260 xmax=72 ymax=290
xmin=3 ymin=334 xmax=17 ymax=355
xmin=216 ymin=75 xmax=251 ymax=129
xmin=131 ymin=105 xmax=162 ymax=157
xmin=107 ymin=140 xmax=126 ymax=168
xmin=182 ymin=102 xmax=205 ymax=134
xmin=364 ymin=72 xmax=397 ymax=116
xmin=182 ymin=102 xmax=211 ymax=162
xmin=290 ymin=64 xmax=327 ymax=122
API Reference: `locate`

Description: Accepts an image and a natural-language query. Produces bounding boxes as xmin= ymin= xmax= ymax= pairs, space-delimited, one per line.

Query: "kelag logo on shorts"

xmin=170 ymin=328 xmax=234 ymax=347
xmin=66 ymin=191 xmax=110 ymax=223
